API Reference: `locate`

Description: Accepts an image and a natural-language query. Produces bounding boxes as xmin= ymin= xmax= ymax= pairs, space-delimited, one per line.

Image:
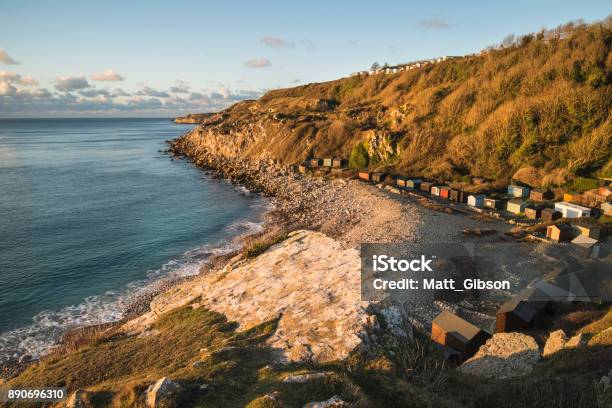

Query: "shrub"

xmin=349 ymin=143 xmax=369 ymax=169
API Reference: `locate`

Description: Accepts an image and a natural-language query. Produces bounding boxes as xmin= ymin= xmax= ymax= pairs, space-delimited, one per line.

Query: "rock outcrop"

xmin=543 ymin=329 xmax=588 ymax=356
xmin=122 ymin=230 xmax=413 ymax=364
xmin=459 ymin=332 xmax=541 ymax=379
xmin=145 ymin=377 xmax=182 ymax=408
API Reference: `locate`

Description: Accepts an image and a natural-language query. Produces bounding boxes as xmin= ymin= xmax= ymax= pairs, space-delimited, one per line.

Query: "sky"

xmin=0 ymin=0 xmax=610 ymax=117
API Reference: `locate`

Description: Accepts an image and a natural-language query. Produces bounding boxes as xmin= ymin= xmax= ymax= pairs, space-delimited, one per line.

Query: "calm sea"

xmin=0 ymin=118 xmax=267 ymax=361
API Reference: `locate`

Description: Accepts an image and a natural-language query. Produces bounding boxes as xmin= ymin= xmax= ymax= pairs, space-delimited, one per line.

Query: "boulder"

xmin=543 ymin=329 xmax=568 ymax=356
xmin=146 ymin=377 xmax=181 ymax=408
xmin=565 ymin=333 xmax=588 ymax=349
xmin=65 ymin=390 xmax=87 ymax=408
xmin=303 ymin=395 xmax=346 ymax=408
xmin=459 ymin=332 xmax=540 ymax=379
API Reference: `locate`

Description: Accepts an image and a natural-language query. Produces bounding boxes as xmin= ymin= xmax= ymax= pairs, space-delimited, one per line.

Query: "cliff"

xmin=176 ymin=17 xmax=611 ymax=187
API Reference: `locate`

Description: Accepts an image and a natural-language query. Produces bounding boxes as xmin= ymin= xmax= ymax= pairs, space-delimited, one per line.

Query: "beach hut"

xmin=583 ymin=189 xmax=607 ymax=204
xmin=571 ymin=235 xmax=600 ymax=259
xmin=495 ymin=287 xmax=547 ymax=333
xmin=507 ymin=185 xmax=530 ymax=198
xmin=431 ymin=311 xmax=491 ymax=358
xmin=530 ymin=188 xmax=554 ymax=201
xmin=541 ymin=208 xmax=562 ymax=222
xmin=395 ymin=176 xmax=408 ymax=188
xmin=371 ymin=172 xmax=386 ymax=183
xmin=358 ymin=171 xmax=371 ymax=181
xmin=603 ymin=202 xmax=612 ymax=216
xmin=506 ymin=199 xmax=527 ymax=214
xmin=450 ymin=190 xmax=467 ymax=203
xmin=420 ymin=181 xmax=433 ymax=193
xmin=332 ymin=158 xmax=348 ymax=168
xmin=576 ymin=224 xmax=601 ymax=240
xmin=546 ymin=224 xmax=574 ymax=242
xmin=405 ymin=179 xmax=421 ymax=189
xmin=563 ymin=192 xmax=583 ymax=204
xmin=431 ymin=186 xmax=441 ymax=196
xmin=484 ymin=197 xmax=503 ymax=210
xmin=524 ymin=204 xmax=545 ymax=220
xmin=322 ymin=158 xmax=333 ymax=167
xmin=467 ymin=194 xmax=485 ymax=208
xmin=309 ymin=158 xmax=322 ymax=167
xmin=554 ymin=202 xmax=591 ymax=218
xmin=439 ymin=187 xmax=451 ymax=199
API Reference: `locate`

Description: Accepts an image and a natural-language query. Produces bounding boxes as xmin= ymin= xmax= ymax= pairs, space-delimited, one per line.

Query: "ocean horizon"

xmin=0 ymin=118 xmax=267 ymax=361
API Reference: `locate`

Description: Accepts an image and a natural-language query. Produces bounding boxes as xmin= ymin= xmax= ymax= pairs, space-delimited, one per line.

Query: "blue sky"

xmin=0 ymin=0 xmax=610 ymax=117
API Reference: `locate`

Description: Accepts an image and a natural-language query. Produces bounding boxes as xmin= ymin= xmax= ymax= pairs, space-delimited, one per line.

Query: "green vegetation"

xmin=348 ymin=142 xmax=369 ymax=169
xmin=564 ymin=176 xmax=601 ymax=193
xmin=247 ymin=16 xmax=612 ymax=184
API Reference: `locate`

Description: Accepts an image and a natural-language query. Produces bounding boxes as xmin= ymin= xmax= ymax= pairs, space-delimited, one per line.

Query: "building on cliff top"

xmin=431 ymin=311 xmax=491 ymax=359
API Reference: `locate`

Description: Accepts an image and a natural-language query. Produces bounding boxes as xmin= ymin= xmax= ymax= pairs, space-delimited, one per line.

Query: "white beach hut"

xmin=554 ymin=202 xmax=591 ymax=218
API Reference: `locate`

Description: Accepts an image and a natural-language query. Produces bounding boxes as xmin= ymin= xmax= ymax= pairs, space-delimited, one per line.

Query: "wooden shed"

xmin=309 ymin=158 xmax=323 ymax=167
xmin=576 ymin=224 xmax=601 ymax=240
xmin=431 ymin=311 xmax=491 ymax=358
xmin=541 ymin=208 xmax=562 ymax=222
xmin=450 ymin=190 xmax=468 ymax=203
xmin=554 ymin=202 xmax=591 ymax=218
xmin=506 ymin=199 xmax=527 ymax=214
xmin=524 ymin=204 xmax=545 ymax=220
xmin=546 ymin=224 xmax=574 ymax=242
xmin=420 ymin=181 xmax=433 ymax=193
xmin=439 ymin=187 xmax=451 ymax=199
xmin=530 ymin=188 xmax=554 ymax=201
xmin=332 ymin=158 xmax=348 ymax=168
xmin=395 ymin=176 xmax=408 ymax=188
xmin=322 ymin=158 xmax=333 ymax=167
xmin=495 ymin=287 xmax=547 ymax=333
xmin=405 ymin=179 xmax=421 ymax=189
xmin=371 ymin=172 xmax=386 ymax=183
xmin=563 ymin=192 xmax=583 ymax=204
xmin=467 ymin=194 xmax=485 ymax=208
xmin=358 ymin=171 xmax=371 ymax=181
xmin=484 ymin=197 xmax=503 ymax=210
xmin=507 ymin=185 xmax=530 ymax=198
xmin=430 ymin=186 xmax=441 ymax=196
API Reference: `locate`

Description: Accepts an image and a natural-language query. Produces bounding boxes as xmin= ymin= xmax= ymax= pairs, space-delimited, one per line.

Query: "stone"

xmin=282 ymin=372 xmax=332 ymax=383
xmin=65 ymin=390 xmax=87 ymax=408
xmin=146 ymin=377 xmax=182 ymax=408
xmin=565 ymin=333 xmax=587 ymax=349
xmin=543 ymin=329 xmax=568 ymax=356
xmin=303 ymin=395 xmax=346 ymax=408
xmin=459 ymin=332 xmax=540 ymax=379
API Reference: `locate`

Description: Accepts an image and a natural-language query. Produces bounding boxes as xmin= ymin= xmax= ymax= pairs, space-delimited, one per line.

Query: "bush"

xmin=349 ymin=143 xmax=369 ymax=169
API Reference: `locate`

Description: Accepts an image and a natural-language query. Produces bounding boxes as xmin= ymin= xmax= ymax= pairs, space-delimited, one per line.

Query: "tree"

xmin=370 ymin=62 xmax=381 ymax=71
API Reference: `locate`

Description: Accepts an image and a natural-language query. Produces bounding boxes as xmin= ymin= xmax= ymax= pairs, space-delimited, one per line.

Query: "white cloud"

xmin=244 ymin=58 xmax=271 ymax=68
xmin=418 ymin=18 xmax=450 ymax=30
xmin=55 ymin=76 xmax=91 ymax=92
xmin=0 ymin=81 xmax=17 ymax=96
xmin=260 ymin=36 xmax=293 ymax=49
xmin=169 ymin=80 xmax=190 ymax=93
xmin=90 ymin=69 xmax=124 ymax=81
xmin=0 ymin=49 xmax=19 ymax=65
xmin=0 ymin=71 xmax=38 ymax=86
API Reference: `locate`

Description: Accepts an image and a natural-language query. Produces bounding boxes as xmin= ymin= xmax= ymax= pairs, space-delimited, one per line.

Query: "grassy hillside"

xmin=201 ymin=16 xmax=611 ymax=187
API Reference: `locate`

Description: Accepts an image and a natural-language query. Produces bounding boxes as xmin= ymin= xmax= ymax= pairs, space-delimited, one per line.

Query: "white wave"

xmin=0 ymin=216 xmax=267 ymax=363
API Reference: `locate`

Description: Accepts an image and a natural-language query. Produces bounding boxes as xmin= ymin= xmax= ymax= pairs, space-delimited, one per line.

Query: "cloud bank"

xmin=260 ymin=36 xmax=293 ymax=49
xmin=55 ymin=76 xmax=90 ymax=92
xmin=244 ymin=58 xmax=271 ymax=68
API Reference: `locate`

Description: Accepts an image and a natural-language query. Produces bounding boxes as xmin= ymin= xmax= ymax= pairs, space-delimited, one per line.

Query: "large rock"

xmin=543 ymin=329 xmax=568 ymax=356
xmin=145 ymin=377 xmax=181 ymax=408
xmin=123 ymin=231 xmax=413 ymax=364
xmin=459 ymin=332 xmax=541 ymax=379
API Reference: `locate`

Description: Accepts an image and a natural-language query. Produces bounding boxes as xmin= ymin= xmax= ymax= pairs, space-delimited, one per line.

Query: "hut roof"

xmin=432 ymin=311 xmax=483 ymax=343
xmin=497 ymin=287 xmax=545 ymax=322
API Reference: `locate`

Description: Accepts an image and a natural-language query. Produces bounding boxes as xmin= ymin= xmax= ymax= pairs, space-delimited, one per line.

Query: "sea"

xmin=0 ymin=118 xmax=268 ymax=362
